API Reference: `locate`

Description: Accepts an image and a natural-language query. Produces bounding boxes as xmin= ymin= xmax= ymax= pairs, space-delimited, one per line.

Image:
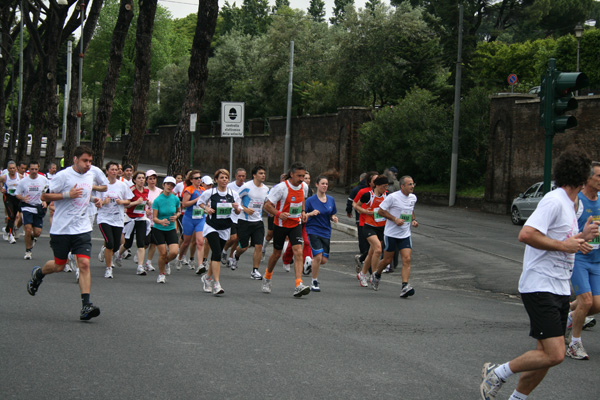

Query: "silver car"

xmin=510 ymin=181 xmax=556 ymax=225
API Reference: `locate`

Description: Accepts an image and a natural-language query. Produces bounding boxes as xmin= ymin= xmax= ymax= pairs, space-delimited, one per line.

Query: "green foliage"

xmin=307 ymin=0 xmax=326 ymax=22
xmin=330 ymin=0 xmax=355 ymax=25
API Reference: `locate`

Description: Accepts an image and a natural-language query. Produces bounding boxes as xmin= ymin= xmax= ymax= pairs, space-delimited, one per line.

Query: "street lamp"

xmin=575 ymin=23 xmax=583 ymax=96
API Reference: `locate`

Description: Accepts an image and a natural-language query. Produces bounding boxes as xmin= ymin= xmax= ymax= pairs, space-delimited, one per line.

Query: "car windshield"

xmin=524 ymin=183 xmax=541 ymax=197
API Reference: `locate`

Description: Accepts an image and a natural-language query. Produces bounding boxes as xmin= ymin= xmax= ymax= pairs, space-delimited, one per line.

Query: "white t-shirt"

xmin=198 ymin=188 xmax=242 ymax=240
xmin=227 ymin=181 xmax=245 ymax=224
xmin=46 ymin=172 xmax=56 ymax=181
xmin=49 ymin=166 xmax=109 ymax=235
xmin=238 ymin=181 xmax=269 ymax=223
xmin=379 ymin=191 xmax=417 ymax=239
xmin=87 ymin=166 xmax=108 ymax=218
xmin=15 ymin=175 xmax=49 ymax=214
xmin=518 ymin=188 xmax=579 ymax=295
xmin=97 ymin=180 xmax=134 ymax=227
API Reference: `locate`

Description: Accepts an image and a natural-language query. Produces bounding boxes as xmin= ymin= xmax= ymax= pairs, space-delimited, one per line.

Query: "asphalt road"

xmin=1 ymin=196 xmax=598 ymax=399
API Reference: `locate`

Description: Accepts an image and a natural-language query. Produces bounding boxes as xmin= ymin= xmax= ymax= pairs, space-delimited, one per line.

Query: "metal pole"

xmin=76 ymin=3 xmax=85 ymax=146
xmin=283 ymin=40 xmax=294 ymax=173
xmin=229 ymin=137 xmax=233 ymax=174
xmin=542 ymin=59 xmax=556 ymax=195
xmin=157 ymin=81 xmax=160 ymax=105
xmin=62 ymin=40 xmax=71 ymax=144
xmin=576 ymin=37 xmax=581 ymax=96
xmin=449 ymin=5 xmax=463 ymax=207
xmin=17 ymin=0 xmax=23 ymax=148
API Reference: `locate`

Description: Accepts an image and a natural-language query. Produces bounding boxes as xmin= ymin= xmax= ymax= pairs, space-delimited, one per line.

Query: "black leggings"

xmin=205 ymin=231 xmax=227 ymax=262
xmin=98 ymin=223 xmax=123 ymax=253
xmin=3 ymin=194 xmax=20 ymax=234
xmin=124 ymin=219 xmax=149 ymax=249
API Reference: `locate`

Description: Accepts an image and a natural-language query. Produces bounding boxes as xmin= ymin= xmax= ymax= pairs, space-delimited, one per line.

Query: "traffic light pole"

xmin=541 ymin=59 xmax=556 ymax=195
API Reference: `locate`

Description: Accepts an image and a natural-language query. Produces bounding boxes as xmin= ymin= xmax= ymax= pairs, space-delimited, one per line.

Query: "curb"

xmin=331 ymin=221 xmax=357 ymax=237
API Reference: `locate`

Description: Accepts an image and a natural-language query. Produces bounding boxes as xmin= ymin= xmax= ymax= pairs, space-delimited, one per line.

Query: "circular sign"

xmin=508 ymin=74 xmax=518 ymax=86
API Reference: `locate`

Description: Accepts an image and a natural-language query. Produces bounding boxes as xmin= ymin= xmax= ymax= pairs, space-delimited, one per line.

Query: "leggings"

xmin=124 ymin=219 xmax=149 ymax=249
xmin=3 ymin=194 xmax=20 ymax=235
xmin=98 ymin=223 xmax=123 ymax=252
xmin=205 ymin=231 xmax=227 ymax=262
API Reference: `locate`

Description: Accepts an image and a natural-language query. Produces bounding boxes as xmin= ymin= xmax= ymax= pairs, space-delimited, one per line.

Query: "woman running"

xmin=305 ymin=175 xmax=338 ymax=292
xmin=145 ymin=170 xmax=163 ymax=272
xmin=151 ymin=176 xmax=181 ymax=283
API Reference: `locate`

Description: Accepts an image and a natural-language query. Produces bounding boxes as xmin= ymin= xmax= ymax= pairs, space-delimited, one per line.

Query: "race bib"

xmin=400 ymin=213 xmax=412 ymax=222
xmin=373 ymin=207 xmax=385 ymax=223
xmin=192 ymin=205 xmax=205 ymax=219
xmin=249 ymin=200 xmax=263 ymax=211
xmin=289 ymin=202 xmax=302 ymax=219
xmin=216 ymin=202 xmax=232 ymax=219
xmin=133 ymin=201 xmax=145 ymax=214
xmin=8 ymin=188 xmax=15 ymax=195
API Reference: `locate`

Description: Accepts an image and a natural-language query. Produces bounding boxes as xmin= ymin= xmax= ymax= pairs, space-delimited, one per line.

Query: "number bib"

xmin=133 ymin=201 xmax=145 ymax=214
xmin=216 ymin=202 xmax=232 ymax=219
xmin=192 ymin=205 xmax=205 ymax=219
xmin=373 ymin=207 xmax=385 ymax=223
xmin=249 ymin=200 xmax=263 ymax=211
xmin=400 ymin=213 xmax=412 ymax=222
xmin=288 ymin=202 xmax=302 ymax=219
xmin=8 ymin=188 xmax=16 ymax=195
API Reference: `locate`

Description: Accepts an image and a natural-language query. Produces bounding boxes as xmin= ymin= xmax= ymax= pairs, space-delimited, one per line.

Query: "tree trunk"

xmin=15 ymin=43 xmax=39 ymax=164
xmin=0 ymin=4 xmax=17 ymax=168
xmin=167 ymin=0 xmax=219 ymax=176
xmin=91 ymin=0 xmax=134 ymax=168
xmin=123 ymin=0 xmax=158 ymax=170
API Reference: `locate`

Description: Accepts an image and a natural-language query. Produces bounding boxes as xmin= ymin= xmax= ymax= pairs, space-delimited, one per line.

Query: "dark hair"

xmin=365 ymin=171 xmax=379 ymax=187
xmin=29 ymin=160 xmax=40 ymax=168
xmin=123 ymin=164 xmax=133 ymax=171
xmin=105 ymin=161 xmax=119 ymax=171
xmin=252 ymin=165 xmax=265 ymax=176
xmin=284 ymin=162 xmax=307 ymax=180
xmin=132 ymin=171 xmax=145 ymax=182
xmin=554 ymin=148 xmax=591 ymax=188
xmin=315 ymin=175 xmax=328 ymax=185
xmin=74 ymin=145 xmax=93 ymax=158
xmin=373 ymin=176 xmax=389 ymax=186
xmin=18 ymin=161 xmax=27 ymax=167
xmin=185 ymin=169 xmax=202 ymax=187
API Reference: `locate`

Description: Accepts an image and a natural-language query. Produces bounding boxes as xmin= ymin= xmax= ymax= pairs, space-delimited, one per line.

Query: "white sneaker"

xmin=213 ymin=281 xmax=224 ymax=296
xmin=250 ymin=269 xmax=263 ymax=280
xmin=68 ymin=253 xmax=77 ymax=271
xmin=104 ymin=267 xmax=113 ymax=279
xmin=75 ymin=267 xmax=80 ymax=283
xmin=195 ymin=260 xmax=208 ymax=275
xmin=221 ymin=251 xmax=227 ymax=264
xmin=13 ymin=227 xmax=19 ymax=239
xmin=262 ymin=279 xmax=272 ymax=293
xmin=283 ymin=263 xmax=290 ymax=272
xmin=24 ymin=251 xmax=32 ymax=260
xmin=187 ymin=258 xmax=196 ymax=270
xmin=261 ymin=246 xmax=266 ymax=261
xmin=133 ymin=253 xmax=138 ymax=263
xmin=31 ymin=237 xmax=37 ymax=248
xmin=98 ymin=246 xmax=105 ymax=262
xmin=175 ymin=257 xmax=183 ymax=271
xmin=303 ymin=256 xmax=312 ymax=275
xmin=113 ymin=253 xmax=122 ymax=267
xmin=165 ymin=263 xmax=171 ymax=275
xmin=229 ymin=257 xmax=237 ymax=270
xmin=8 ymin=234 xmax=16 ymax=244
xmin=357 ymin=272 xmax=368 ymax=287
xmin=136 ymin=265 xmax=147 ymax=275
xmin=157 ymin=273 xmax=166 ymax=283
xmin=2 ymin=229 xmax=7 ymax=241
xmin=201 ymin=274 xmax=213 ymax=293
xmin=145 ymin=260 xmax=155 ymax=272
xmin=63 ymin=262 xmax=73 ymax=272
xmin=123 ymin=249 xmax=132 ymax=259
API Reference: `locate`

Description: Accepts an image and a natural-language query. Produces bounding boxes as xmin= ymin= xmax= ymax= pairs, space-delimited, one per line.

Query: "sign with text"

xmin=221 ymin=102 xmax=245 ymax=137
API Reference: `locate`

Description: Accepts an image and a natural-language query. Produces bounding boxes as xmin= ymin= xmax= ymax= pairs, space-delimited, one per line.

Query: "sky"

xmin=158 ymin=0 xmax=372 ymax=20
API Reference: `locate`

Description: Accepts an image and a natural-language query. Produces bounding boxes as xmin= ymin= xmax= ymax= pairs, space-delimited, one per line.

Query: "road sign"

xmin=508 ymin=74 xmax=518 ymax=86
xmin=221 ymin=102 xmax=245 ymax=137
xmin=190 ymin=113 xmax=197 ymax=132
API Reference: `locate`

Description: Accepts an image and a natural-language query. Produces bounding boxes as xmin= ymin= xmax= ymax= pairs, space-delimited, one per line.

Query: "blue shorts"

xmin=307 ymin=234 xmax=330 ymax=258
xmin=383 ymin=236 xmax=412 ymax=253
xmin=182 ymin=215 xmax=205 ymax=236
xmin=22 ymin=210 xmax=44 ymax=229
xmin=571 ymin=259 xmax=600 ymax=296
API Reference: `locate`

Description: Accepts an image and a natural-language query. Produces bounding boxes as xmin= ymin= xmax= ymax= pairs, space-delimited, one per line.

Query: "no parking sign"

xmin=508 ymin=74 xmax=518 ymax=86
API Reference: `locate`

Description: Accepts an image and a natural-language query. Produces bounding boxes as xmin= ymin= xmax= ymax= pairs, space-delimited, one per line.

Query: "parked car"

xmin=5 ymin=134 xmax=47 ymax=156
xmin=510 ymin=181 xmax=556 ymax=225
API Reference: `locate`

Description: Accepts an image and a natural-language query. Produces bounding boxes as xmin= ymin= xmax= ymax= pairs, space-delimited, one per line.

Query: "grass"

xmin=416 ymin=183 xmax=484 ymax=198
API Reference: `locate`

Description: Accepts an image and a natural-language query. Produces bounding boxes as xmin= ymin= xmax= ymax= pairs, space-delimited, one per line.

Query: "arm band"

xmin=62 ymin=191 xmax=71 ymax=199
xmin=276 ymin=211 xmax=282 ymax=218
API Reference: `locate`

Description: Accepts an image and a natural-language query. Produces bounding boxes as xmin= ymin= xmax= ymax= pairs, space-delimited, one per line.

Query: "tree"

xmin=307 ymin=0 xmax=326 ymax=23
xmin=330 ymin=0 xmax=354 ymax=25
xmin=167 ymin=0 xmax=219 ymax=175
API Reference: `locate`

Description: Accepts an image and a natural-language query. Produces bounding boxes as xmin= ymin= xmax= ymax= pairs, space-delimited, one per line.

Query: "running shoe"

xmin=24 ymin=251 xmax=32 ymax=260
xmin=229 ymin=257 xmax=237 ymax=271
xmin=27 ymin=266 xmax=43 ymax=296
xmin=75 ymin=267 xmax=80 ymax=283
xmin=104 ymin=267 xmax=113 ymax=279
xmin=8 ymin=233 xmax=16 ymax=244
xmin=187 ymin=259 xmax=196 ymax=270
xmin=63 ymin=262 xmax=72 ymax=272
xmin=175 ymin=257 xmax=183 ymax=271
xmin=354 ymin=254 xmax=362 ymax=273
xmin=68 ymin=253 xmax=77 ymax=272
xmin=201 ymin=274 xmax=213 ymax=293
xmin=262 ymin=279 xmax=271 ymax=294
xmin=283 ymin=263 xmax=291 ymax=272
xmin=165 ymin=263 xmax=171 ymax=276
xmin=113 ymin=253 xmax=122 ymax=267
xmin=136 ymin=265 xmax=147 ymax=276
xmin=195 ymin=260 xmax=208 ymax=275
xmin=400 ymin=284 xmax=415 ymax=298
xmin=133 ymin=254 xmax=138 ymax=263
xmin=383 ymin=264 xmax=392 ymax=273
xmin=123 ymin=249 xmax=132 ymax=259
xmin=583 ymin=316 xmax=596 ymax=330
xmin=261 ymin=246 xmax=266 ymax=261
xmin=157 ymin=274 xmax=166 ymax=283
xmin=480 ymin=362 xmax=503 ymax=400
xmin=2 ymin=229 xmax=7 ymax=241
xmin=303 ymin=256 xmax=312 ymax=275
xmin=250 ymin=269 xmax=263 ymax=280
xmin=32 ymin=237 xmax=37 ymax=248
xmin=13 ymin=227 xmax=20 ymax=239
xmin=80 ymin=303 xmax=101 ymax=321
xmin=293 ymin=282 xmax=311 ymax=297
xmin=357 ymin=272 xmax=368 ymax=287
xmin=145 ymin=260 xmax=155 ymax=272
xmin=311 ymin=280 xmax=320 ymax=292
xmin=370 ymin=273 xmax=380 ymax=291
xmin=566 ymin=341 xmax=589 ymax=360
xmin=98 ymin=246 xmax=105 ymax=262
xmin=213 ymin=281 xmax=225 ymax=296
xmin=221 ymin=251 xmax=228 ymax=265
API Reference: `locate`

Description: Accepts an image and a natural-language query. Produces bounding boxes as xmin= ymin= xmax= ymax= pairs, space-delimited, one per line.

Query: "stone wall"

xmin=484 ymin=94 xmax=600 ymax=214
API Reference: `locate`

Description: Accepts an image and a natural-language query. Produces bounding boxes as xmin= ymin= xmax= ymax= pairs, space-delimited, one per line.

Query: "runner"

xmin=305 ymin=175 xmax=338 ymax=292
xmin=26 ymin=145 xmax=108 ymax=321
xmin=233 ymin=165 xmax=269 ymax=280
xmin=114 ymin=171 xmax=152 ymax=275
xmin=262 ymin=162 xmax=311 ymax=297
xmin=224 ymin=168 xmax=246 ymax=270
xmin=46 ymin=163 xmax=58 ymax=181
xmin=97 ymin=162 xmax=133 ymax=279
xmin=151 ymin=176 xmax=181 ymax=283
xmin=372 ymin=175 xmax=418 ymax=296
xmin=195 ymin=175 xmax=214 ymax=274
xmin=196 ymin=169 xmax=242 ymax=295
xmin=1 ymin=161 xmax=21 ymax=243
xmin=15 ymin=161 xmax=48 ymax=260
xmin=145 ymin=170 xmax=163 ymax=272
xmin=173 ymin=170 xmax=191 ymax=269
xmin=354 ymin=175 xmax=388 ymax=288
xmin=262 ymin=173 xmax=287 ymax=262
xmin=175 ymin=170 xmax=207 ymax=275
xmin=122 ymin=164 xmax=133 ymax=187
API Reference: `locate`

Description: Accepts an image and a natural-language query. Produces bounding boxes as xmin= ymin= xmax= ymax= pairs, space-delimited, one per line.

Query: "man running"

xmin=224 ymin=168 xmax=246 ymax=270
xmin=1 ymin=161 xmax=21 ymax=243
xmin=480 ymin=149 xmax=598 ymax=400
xmin=262 ymin=162 xmax=311 ymax=297
xmin=26 ymin=145 xmax=108 ymax=321
xmin=15 ymin=161 xmax=49 ymax=260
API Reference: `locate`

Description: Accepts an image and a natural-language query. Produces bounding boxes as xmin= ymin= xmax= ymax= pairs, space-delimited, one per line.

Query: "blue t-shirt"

xmin=152 ymin=193 xmax=181 ymax=231
xmin=575 ymin=191 xmax=600 ymax=263
xmin=305 ymin=194 xmax=337 ymax=239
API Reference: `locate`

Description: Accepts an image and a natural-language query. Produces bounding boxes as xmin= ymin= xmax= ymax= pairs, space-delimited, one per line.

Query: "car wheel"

xmin=511 ymin=207 xmax=523 ymax=225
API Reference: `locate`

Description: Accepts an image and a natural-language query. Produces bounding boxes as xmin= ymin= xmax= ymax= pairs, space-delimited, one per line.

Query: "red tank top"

xmin=363 ymin=190 xmax=387 ymax=227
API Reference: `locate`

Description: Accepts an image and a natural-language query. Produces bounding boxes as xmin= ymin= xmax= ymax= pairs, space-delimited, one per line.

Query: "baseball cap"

xmin=146 ymin=169 xmax=157 ymax=178
xmin=163 ymin=176 xmax=176 ymax=185
xmin=201 ymin=176 xmax=213 ymax=185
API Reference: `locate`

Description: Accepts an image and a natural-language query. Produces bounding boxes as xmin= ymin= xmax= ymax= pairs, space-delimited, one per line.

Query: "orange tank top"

xmin=274 ymin=180 xmax=304 ymax=228
xmin=364 ymin=190 xmax=387 ymax=227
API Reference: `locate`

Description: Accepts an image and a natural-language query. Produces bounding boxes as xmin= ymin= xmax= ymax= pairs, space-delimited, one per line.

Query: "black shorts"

xmin=272 ymin=224 xmax=303 ymax=250
xmin=308 ymin=234 xmax=330 ymax=258
xmin=22 ymin=211 xmax=44 ymax=229
xmin=267 ymin=215 xmax=274 ymax=230
xmin=521 ymin=292 xmax=570 ymax=340
xmin=237 ymin=220 xmax=265 ymax=249
xmin=205 ymin=231 xmax=227 ymax=262
xmin=364 ymin=224 xmax=384 ymax=242
xmin=50 ymin=232 xmax=92 ymax=264
xmin=151 ymin=228 xmax=179 ymax=246
xmin=230 ymin=222 xmax=238 ymax=236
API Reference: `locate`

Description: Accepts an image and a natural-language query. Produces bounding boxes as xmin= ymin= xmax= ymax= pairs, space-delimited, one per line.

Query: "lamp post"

xmin=76 ymin=2 xmax=86 ymax=146
xmin=575 ymin=23 xmax=583 ymax=96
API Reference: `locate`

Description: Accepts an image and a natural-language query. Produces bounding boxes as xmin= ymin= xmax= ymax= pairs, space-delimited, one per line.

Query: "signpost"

xmin=508 ymin=73 xmax=517 ymax=93
xmin=221 ymin=102 xmax=245 ymax=173
xmin=190 ymin=113 xmax=197 ymax=168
